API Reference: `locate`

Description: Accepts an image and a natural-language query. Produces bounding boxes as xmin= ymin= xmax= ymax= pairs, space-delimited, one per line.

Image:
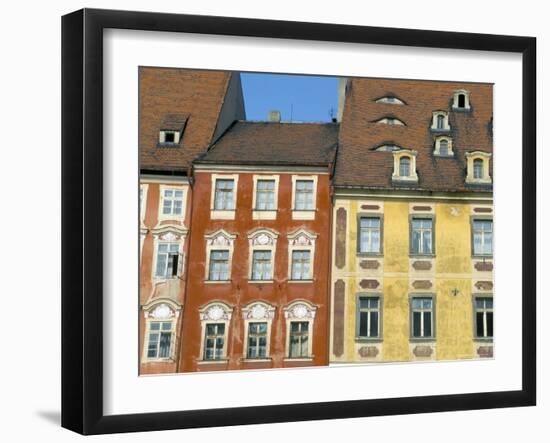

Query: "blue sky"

xmin=240 ymin=73 xmax=339 ymax=122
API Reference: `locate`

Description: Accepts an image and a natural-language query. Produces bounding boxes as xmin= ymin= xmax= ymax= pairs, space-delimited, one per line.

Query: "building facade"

xmin=139 ymin=67 xmax=245 ymax=374
xmin=330 ymin=78 xmax=494 ymax=363
xmin=178 ymin=121 xmax=338 ymax=372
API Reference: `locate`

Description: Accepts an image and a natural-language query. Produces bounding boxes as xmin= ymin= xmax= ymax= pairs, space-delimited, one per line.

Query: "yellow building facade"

xmin=329 ymin=192 xmax=494 ymax=363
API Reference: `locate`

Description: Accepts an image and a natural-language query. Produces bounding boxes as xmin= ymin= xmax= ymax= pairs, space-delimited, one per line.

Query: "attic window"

xmin=433 ymin=136 xmax=454 ymax=157
xmin=375 ymin=117 xmax=406 ymax=126
xmin=392 ymin=149 xmax=418 ymax=183
xmin=465 ymin=151 xmax=492 ymax=184
xmin=374 ymin=144 xmax=402 ymax=152
xmin=431 ymin=111 xmax=450 ymax=131
xmin=452 ymin=90 xmax=471 ymax=110
xmin=159 ymin=130 xmax=180 ymax=145
xmin=375 ymin=96 xmax=405 ymax=105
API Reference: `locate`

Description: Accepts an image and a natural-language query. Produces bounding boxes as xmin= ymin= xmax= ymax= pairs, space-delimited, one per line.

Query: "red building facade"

xmin=178 ymin=122 xmax=338 ymax=372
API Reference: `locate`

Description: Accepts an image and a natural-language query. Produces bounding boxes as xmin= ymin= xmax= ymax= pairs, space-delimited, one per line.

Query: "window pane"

xmin=412 ymin=312 xmax=421 ymax=337
xmin=155 ymin=253 xmax=167 ymax=277
xmin=150 ymin=322 xmax=160 ymax=330
xmin=159 ymin=332 xmax=171 ymax=358
xmin=359 ymin=312 xmax=369 ymax=337
xmin=369 ymin=312 xmax=379 ymax=337
xmin=423 ymin=312 xmax=432 ymax=337
xmin=476 ymin=312 xmax=485 ymax=337
xmin=486 ymin=312 xmax=494 ymax=337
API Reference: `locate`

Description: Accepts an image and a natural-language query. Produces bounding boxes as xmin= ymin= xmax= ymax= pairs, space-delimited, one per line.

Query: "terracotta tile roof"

xmin=139 ymin=68 xmax=241 ymax=172
xmin=196 ymin=121 xmax=339 ymax=167
xmin=335 ymin=78 xmax=493 ymax=192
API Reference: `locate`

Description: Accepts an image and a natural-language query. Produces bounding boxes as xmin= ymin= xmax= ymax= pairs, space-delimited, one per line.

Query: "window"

xmin=214 ymin=179 xmax=235 ymax=210
xmin=203 ymin=323 xmax=225 ymax=360
xmin=375 ymin=96 xmax=406 ymax=105
xmin=473 ymin=159 xmax=484 ymax=179
xmin=155 ymin=243 xmax=180 ymax=278
xmin=374 ymin=117 xmax=405 ymax=125
xmin=411 ymin=297 xmax=434 ymax=339
xmin=399 ymin=157 xmax=411 ymax=177
xmin=473 ymin=219 xmax=493 ymax=256
xmin=439 ymin=139 xmax=449 ymax=156
xmin=255 ymin=179 xmax=276 ymax=210
xmin=359 ymin=217 xmax=381 ymax=254
xmin=411 ymin=218 xmax=433 ymax=255
xmin=437 ymin=114 xmax=445 ymax=129
xmin=247 ymin=322 xmax=268 ymax=359
xmin=475 ymin=297 xmax=494 ymax=339
xmin=295 ymin=180 xmax=314 ymax=210
xmin=208 ymin=250 xmax=230 ymax=281
xmin=159 ymin=130 xmax=180 ymax=144
xmin=291 ymin=250 xmax=311 ymax=280
xmin=162 ymin=189 xmax=184 ymax=216
xmin=251 ymin=250 xmax=272 ymax=280
xmin=357 ymin=296 xmax=380 ymax=339
xmin=452 ymin=90 xmax=471 ymax=110
xmin=289 ymin=321 xmax=309 ymax=358
xmin=146 ymin=321 xmax=173 ymax=359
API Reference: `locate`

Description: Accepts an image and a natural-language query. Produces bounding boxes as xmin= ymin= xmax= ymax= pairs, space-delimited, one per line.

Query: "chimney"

xmin=267 ymin=110 xmax=281 ymax=122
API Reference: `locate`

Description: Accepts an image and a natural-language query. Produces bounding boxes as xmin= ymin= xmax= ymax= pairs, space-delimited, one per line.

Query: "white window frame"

xmin=204 ymin=229 xmax=236 ymax=282
xmin=472 ymin=218 xmax=493 ymax=257
xmin=452 ymin=89 xmax=471 ymax=110
xmin=465 ymin=151 xmax=492 ymax=184
xmin=291 ymin=175 xmax=318 ymax=220
xmin=141 ymin=300 xmax=180 ymax=362
xmin=158 ymin=185 xmax=187 ymax=222
xmin=252 ymin=174 xmax=280 ymax=220
xmin=159 ymin=129 xmax=181 ymax=144
xmin=248 ymin=229 xmax=278 ymax=282
xmin=434 ymin=136 xmax=454 ymax=157
xmin=198 ymin=302 xmax=233 ymax=363
xmin=241 ymin=301 xmax=276 ymax=360
xmin=431 ymin=111 xmax=451 ymax=131
xmin=287 ymin=228 xmax=317 ymax=282
xmin=474 ymin=296 xmax=494 ymax=340
xmin=410 ymin=296 xmax=435 ymax=340
xmin=210 ymin=174 xmax=239 ymax=220
xmin=392 ymin=149 xmax=418 ymax=183
xmin=150 ymin=229 xmax=187 ymax=282
xmin=283 ymin=300 xmax=317 ymax=361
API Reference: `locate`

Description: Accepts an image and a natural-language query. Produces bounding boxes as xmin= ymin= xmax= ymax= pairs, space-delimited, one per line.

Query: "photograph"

xmin=138 ymin=67 xmax=494 ymax=375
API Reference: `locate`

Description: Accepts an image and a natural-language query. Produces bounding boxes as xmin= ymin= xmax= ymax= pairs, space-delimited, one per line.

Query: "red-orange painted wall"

xmin=178 ymin=170 xmax=332 ymax=372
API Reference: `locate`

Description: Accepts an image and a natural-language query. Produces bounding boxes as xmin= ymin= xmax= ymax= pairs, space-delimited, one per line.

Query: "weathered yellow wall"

xmin=330 ymin=196 xmax=492 ymax=364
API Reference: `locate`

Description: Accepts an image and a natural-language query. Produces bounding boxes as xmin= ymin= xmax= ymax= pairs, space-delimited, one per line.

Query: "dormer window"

xmin=465 ymin=151 xmax=492 ymax=184
xmin=374 ymin=117 xmax=405 ymax=126
xmin=375 ymin=96 xmax=406 ymax=105
xmin=434 ymin=136 xmax=454 ymax=157
xmin=159 ymin=130 xmax=180 ymax=144
xmin=452 ymin=90 xmax=471 ymax=110
xmin=373 ymin=144 xmax=402 ymax=152
xmin=392 ymin=149 xmax=418 ymax=183
xmin=431 ymin=111 xmax=450 ymax=131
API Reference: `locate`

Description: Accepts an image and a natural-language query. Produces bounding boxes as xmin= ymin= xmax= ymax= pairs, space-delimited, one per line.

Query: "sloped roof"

xmin=139 ymin=68 xmax=241 ymax=172
xmin=335 ymin=78 xmax=493 ymax=192
xmin=196 ymin=121 xmax=339 ymax=167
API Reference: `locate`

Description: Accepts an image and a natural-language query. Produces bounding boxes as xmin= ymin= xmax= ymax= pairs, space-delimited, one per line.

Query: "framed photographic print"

xmin=61 ymin=8 xmax=536 ymax=435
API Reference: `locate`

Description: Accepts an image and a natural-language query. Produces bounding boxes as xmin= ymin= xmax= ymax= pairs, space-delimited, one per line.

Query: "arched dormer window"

xmin=198 ymin=301 xmax=234 ymax=361
xmin=374 ymin=117 xmax=406 ymax=126
xmin=142 ymin=300 xmax=181 ymax=362
xmin=434 ymin=136 xmax=454 ymax=157
xmin=465 ymin=151 xmax=492 ymax=184
xmin=241 ymin=301 xmax=276 ymax=360
xmin=431 ymin=111 xmax=450 ymax=131
xmin=375 ymin=96 xmax=406 ymax=105
xmin=452 ymin=89 xmax=471 ymax=110
xmin=392 ymin=149 xmax=418 ymax=183
xmin=283 ymin=300 xmax=318 ymax=360
xmin=204 ymin=229 xmax=237 ymax=282
xmin=248 ymin=228 xmax=279 ymax=282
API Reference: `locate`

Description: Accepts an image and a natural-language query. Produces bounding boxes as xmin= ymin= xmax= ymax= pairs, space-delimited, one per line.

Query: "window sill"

xmin=288 ymin=279 xmax=314 ymax=284
xmin=153 ymin=276 xmax=181 ymax=283
xmin=430 ymin=127 xmax=451 ymax=132
xmin=409 ymin=338 xmax=436 ymax=343
xmin=252 ymin=209 xmax=277 ymax=220
xmin=204 ymin=280 xmax=232 ymax=284
xmin=357 ymin=252 xmax=383 ymax=257
xmin=292 ymin=209 xmax=316 ymax=220
xmin=210 ymin=209 xmax=236 ymax=220
xmin=283 ymin=357 xmax=314 ymax=362
xmin=472 ymin=254 xmax=493 ymax=259
xmin=355 ymin=337 xmax=383 ymax=343
xmin=240 ymin=358 xmax=272 ymax=363
xmin=156 ymin=142 xmax=180 ymax=148
xmin=142 ymin=357 xmax=176 ymax=363
xmin=197 ymin=359 xmax=229 ymax=365
xmin=451 ymin=106 xmax=471 ymax=112
xmin=474 ymin=338 xmax=494 ymax=343
xmin=248 ymin=280 xmax=274 ymax=284
xmin=409 ymin=254 xmax=435 ymax=259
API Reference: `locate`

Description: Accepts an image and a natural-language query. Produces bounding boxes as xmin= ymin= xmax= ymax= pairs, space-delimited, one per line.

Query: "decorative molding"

xmin=359 ymin=279 xmax=380 ymax=289
xmin=205 ymin=229 xmax=237 ymax=247
xmin=474 ymin=207 xmax=493 ymax=213
xmin=241 ymin=301 xmax=276 ymax=320
xmin=335 ymin=207 xmax=347 ymax=269
xmin=199 ymin=302 xmax=233 ymax=321
xmin=333 ymin=280 xmax=345 ymax=358
xmin=151 ymin=224 xmax=188 ymax=240
xmin=287 ymin=228 xmax=317 ymax=246
xmin=248 ymin=228 xmax=279 ymax=246
xmin=361 ymin=204 xmax=379 ymax=210
xmin=358 ymin=346 xmax=379 ymax=358
xmin=474 ymin=261 xmax=493 ymax=272
xmin=360 ymin=260 xmax=380 ymax=270
xmin=413 ymin=345 xmax=434 ymax=357
xmin=475 ymin=281 xmax=494 ymax=290
xmin=284 ymin=300 xmax=317 ymax=319
xmin=477 ymin=346 xmax=494 ymax=358
xmin=412 ymin=280 xmax=432 ymax=290
xmin=412 ymin=260 xmax=432 ymax=271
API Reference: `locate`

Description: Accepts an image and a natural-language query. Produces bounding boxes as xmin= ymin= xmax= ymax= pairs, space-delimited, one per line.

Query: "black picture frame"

xmin=61 ymin=8 xmax=536 ymax=435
